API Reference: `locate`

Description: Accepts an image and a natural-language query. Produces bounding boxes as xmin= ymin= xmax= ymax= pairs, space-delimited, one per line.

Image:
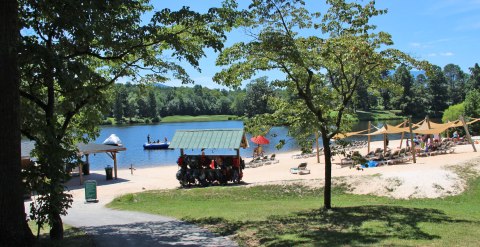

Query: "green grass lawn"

xmin=28 ymin=221 xmax=94 ymax=247
xmin=108 ymin=177 xmax=480 ymax=247
xmin=356 ymin=110 xmax=404 ymax=121
xmin=103 ymin=115 xmax=241 ymax=125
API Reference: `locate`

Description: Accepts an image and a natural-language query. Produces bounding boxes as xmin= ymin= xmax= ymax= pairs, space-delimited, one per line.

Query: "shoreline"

xmin=64 ymin=139 xmax=480 ymax=205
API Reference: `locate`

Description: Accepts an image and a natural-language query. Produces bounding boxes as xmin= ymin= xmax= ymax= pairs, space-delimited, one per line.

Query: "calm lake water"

xmin=86 ymin=119 xmax=408 ymax=170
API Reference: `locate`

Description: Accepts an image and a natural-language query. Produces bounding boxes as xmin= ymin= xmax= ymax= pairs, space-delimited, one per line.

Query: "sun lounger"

xmin=290 ymin=162 xmax=310 ymax=174
xmin=266 ymin=153 xmax=279 ymax=164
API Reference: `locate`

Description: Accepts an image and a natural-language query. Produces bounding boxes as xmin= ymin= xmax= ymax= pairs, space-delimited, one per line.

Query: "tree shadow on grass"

xmin=186 ymin=205 xmax=476 ymax=246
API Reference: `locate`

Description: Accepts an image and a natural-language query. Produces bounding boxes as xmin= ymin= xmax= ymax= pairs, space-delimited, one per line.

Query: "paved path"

xmin=62 ymin=199 xmax=237 ymax=247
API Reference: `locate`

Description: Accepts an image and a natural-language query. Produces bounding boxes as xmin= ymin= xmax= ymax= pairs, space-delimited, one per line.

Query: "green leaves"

xmin=19 ymin=0 xmax=240 ymax=238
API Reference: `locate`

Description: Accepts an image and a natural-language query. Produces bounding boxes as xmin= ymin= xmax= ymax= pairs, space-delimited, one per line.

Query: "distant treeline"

xmin=106 ymin=77 xmax=276 ymax=123
xmin=105 ymin=63 xmax=480 ymax=123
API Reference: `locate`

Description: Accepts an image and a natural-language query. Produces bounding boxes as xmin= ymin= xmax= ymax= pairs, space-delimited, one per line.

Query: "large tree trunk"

xmin=0 ymin=0 xmax=35 ymax=246
xmin=50 ymin=213 xmax=63 ymax=240
xmin=321 ymin=133 xmax=332 ymax=209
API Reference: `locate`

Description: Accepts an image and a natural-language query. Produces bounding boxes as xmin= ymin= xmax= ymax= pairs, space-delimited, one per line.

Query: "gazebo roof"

xmin=21 ymin=142 xmax=126 ymax=159
xmin=169 ymin=129 xmax=249 ymax=149
xmin=76 ymin=143 xmax=126 ymax=156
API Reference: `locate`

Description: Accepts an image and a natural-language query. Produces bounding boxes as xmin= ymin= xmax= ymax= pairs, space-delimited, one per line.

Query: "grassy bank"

xmin=108 ymin=177 xmax=480 ymax=246
xmin=101 ymin=111 xmax=404 ymax=126
xmin=102 ymin=115 xmax=241 ymax=125
xmin=161 ymin=115 xmax=241 ymax=123
xmin=355 ymin=109 xmax=405 ymax=121
xmin=28 ymin=221 xmax=94 ymax=247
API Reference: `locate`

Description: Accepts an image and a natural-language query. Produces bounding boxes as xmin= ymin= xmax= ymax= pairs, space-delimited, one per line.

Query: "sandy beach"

xmin=65 ymin=139 xmax=480 ymax=205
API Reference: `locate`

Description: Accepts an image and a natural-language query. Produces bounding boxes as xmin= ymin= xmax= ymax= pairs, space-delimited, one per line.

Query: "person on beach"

xmin=453 ymin=131 xmax=459 ymax=142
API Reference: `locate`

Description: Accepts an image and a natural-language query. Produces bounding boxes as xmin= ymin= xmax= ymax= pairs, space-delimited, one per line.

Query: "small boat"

xmin=143 ymin=142 xmax=170 ymax=150
xmin=103 ymin=134 xmax=123 ymax=146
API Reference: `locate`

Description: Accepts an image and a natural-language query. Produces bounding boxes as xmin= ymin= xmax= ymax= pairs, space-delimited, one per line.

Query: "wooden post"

xmin=315 ymin=131 xmax=320 ymax=164
xmin=113 ymin=152 xmax=118 ymax=179
xmin=367 ymin=121 xmax=371 ymax=153
xmin=426 ymin=116 xmax=434 ymax=144
xmin=460 ymin=115 xmax=477 ymax=152
xmin=130 ymin=163 xmax=135 ymax=175
xmin=383 ymin=133 xmax=386 ymax=154
xmin=383 ymin=124 xmax=387 ymax=154
xmin=79 ymin=162 xmax=83 ymax=185
xmin=409 ymin=117 xmax=416 ymax=163
xmin=399 ymin=120 xmax=406 ymax=148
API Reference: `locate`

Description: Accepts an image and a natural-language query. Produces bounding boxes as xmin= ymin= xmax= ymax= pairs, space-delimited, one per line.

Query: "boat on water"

xmin=143 ymin=142 xmax=170 ymax=150
xmin=103 ymin=134 xmax=123 ymax=146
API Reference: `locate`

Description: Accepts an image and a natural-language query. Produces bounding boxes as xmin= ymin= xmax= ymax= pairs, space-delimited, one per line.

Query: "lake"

xmin=86 ymin=119 xmax=407 ymax=170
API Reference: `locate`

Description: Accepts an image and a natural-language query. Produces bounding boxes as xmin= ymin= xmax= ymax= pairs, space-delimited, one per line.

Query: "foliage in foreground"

xmin=19 ymin=0 xmax=237 ymax=239
xmin=109 ymin=176 xmax=480 ymax=246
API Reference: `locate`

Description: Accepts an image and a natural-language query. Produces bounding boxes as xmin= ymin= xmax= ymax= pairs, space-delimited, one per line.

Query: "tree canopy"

xmin=18 ymin=0 xmax=237 ymax=239
xmin=214 ymin=0 xmax=427 ymax=209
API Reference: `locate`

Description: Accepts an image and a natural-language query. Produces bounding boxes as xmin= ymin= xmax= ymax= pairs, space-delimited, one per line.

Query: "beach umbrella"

xmin=250 ymin=135 xmax=270 ymax=145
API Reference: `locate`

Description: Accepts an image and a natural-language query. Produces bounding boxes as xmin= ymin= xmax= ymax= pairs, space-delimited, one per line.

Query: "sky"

xmin=149 ymin=0 xmax=480 ymax=89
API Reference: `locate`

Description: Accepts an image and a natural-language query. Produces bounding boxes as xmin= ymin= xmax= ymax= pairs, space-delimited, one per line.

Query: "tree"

xmin=426 ymin=65 xmax=448 ymax=117
xmin=0 ymin=0 xmax=35 ymax=245
xmin=113 ymin=86 xmax=127 ymax=122
xmin=19 ymin=0 xmax=236 ymax=239
xmin=410 ymin=74 xmax=429 ymax=117
xmin=442 ymin=103 xmax=465 ymax=123
xmin=214 ymin=0 xmax=424 ymax=209
xmin=137 ymin=98 xmax=149 ymax=118
xmin=467 ymin=63 xmax=480 ymax=92
xmin=443 ymin=64 xmax=466 ymax=104
xmin=393 ymin=64 xmax=414 ymax=115
xmin=352 ymin=78 xmax=373 ymax=111
xmin=464 ymin=89 xmax=480 ymax=134
xmin=147 ymin=91 xmax=158 ymax=118
xmin=231 ymin=89 xmax=247 ymax=116
xmin=464 ymin=89 xmax=480 ymax=118
xmin=244 ymin=77 xmax=274 ymax=117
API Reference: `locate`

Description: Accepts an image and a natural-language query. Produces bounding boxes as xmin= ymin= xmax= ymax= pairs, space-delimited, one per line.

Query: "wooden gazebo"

xmin=76 ymin=143 xmax=126 ymax=184
xmin=22 ymin=142 xmax=126 ymax=184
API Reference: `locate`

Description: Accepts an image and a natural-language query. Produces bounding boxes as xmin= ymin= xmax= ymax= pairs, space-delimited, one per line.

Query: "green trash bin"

xmin=82 ymin=162 xmax=90 ymax=175
xmin=105 ymin=166 xmax=113 ymax=180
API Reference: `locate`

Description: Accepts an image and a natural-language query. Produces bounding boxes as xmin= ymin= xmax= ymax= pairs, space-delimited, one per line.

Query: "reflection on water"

xmin=79 ymin=119 xmax=419 ymax=170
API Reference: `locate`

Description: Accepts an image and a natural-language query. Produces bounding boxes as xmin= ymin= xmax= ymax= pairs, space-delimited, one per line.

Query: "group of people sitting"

xmin=252 ymin=146 xmax=264 ymax=158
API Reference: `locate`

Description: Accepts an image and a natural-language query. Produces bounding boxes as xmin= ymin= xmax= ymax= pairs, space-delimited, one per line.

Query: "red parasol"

xmin=250 ymin=135 xmax=270 ymax=145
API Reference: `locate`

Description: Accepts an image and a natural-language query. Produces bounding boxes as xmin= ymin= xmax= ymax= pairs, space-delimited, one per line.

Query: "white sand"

xmin=65 ymin=139 xmax=480 ymax=204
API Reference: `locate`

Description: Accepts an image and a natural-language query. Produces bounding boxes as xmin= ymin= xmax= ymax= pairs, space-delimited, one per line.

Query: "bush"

xmin=442 ymin=103 xmax=465 ymax=122
xmin=101 ymin=118 xmax=113 ymax=125
xmin=152 ymin=116 xmax=161 ymax=123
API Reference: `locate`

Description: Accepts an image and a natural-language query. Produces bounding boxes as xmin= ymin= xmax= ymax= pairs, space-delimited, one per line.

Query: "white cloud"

xmin=425 ymin=52 xmax=454 ymax=58
xmin=409 ymin=38 xmax=454 ymax=50
xmin=440 ymin=52 xmax=454 ymax=57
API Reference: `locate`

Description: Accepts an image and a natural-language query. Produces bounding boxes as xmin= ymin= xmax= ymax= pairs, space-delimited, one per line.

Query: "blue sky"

xmin=150 ymin=0 xmax=480 ymax=89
